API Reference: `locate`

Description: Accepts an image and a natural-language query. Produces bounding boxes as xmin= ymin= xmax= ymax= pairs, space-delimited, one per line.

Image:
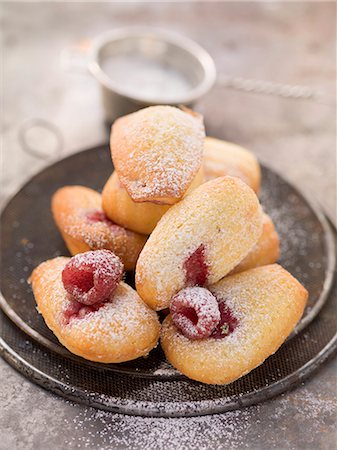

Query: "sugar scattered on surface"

xmin=63 ymin=403 xmax=261 ymax=450
xmin=143 ymin=358 xmax=179 ymax=376
xmin=59 ymin=374 xmax=337 ymax=450
xmin=259 ymin=175 xmax=328 ymax=319
xmin=272 ymin=390 xmax=336 ymax=421
xmin=101 ymin=54 xmax=192 ymax=101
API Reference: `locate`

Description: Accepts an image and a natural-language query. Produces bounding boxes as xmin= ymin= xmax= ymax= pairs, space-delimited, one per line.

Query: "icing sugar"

xmin=170 ymin=287 xmax=220 ymax=339
xmin=111 ymin=106 xmax=205 ymax=202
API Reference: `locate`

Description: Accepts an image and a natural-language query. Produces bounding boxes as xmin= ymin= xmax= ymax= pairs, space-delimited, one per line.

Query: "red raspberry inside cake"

xmin=170 ymin=287 xmax=220 ymax=340
xmin=62 ymin=299 xmax=108 ymax=324
xmin=62 ymin=249 xmax=124 ymax=306
xmin=85 ymin=209 xmax=120 ymax=231
xmin=211 ymin=301 xmax=239 ymax=339
xmin=183 ymin=244 xmax=209 ymax=286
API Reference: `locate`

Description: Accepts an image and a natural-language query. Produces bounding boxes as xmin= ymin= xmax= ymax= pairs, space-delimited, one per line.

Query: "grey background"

xmin=1 ymin=2 xmax=336 ymax=449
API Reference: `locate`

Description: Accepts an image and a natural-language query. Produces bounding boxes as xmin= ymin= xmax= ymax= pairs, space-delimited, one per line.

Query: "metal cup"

xmin=88 ymin=27 xmax=217 ymax=123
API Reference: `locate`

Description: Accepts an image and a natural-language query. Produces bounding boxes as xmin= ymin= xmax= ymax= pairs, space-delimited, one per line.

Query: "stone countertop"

xmin=1 ymin=2 xmax=336 ymax=449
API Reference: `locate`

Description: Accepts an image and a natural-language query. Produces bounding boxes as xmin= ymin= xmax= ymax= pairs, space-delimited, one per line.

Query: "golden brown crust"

xmin=102 ymin=168 xmax=204 ymax=235
xmin=136 ymin=176 xmax=263 ymax=310
xmin=161 ymin=264 xmax=308 ymax=384
xmin=102 ymin=172 xmax=171 ymax=235
xmin=203 ymin=137 xmax=261 ymax=193
xmin=110 ymin=106 xmax=205 ymax=204
xmin=51 ymin=185 xmax=147 ymax=271
xmin=230 ymin=213 xmax=280 ymax=275
xmin=31 ymin=257 xmax=161 ymax=363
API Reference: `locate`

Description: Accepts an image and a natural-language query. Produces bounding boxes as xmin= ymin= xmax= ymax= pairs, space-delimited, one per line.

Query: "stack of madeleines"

xmin=31 ymin=106 xmax=308 ymax=385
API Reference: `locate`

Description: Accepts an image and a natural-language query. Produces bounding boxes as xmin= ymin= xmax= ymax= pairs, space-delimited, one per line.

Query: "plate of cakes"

xmin=0 ymin=106 xmax=335 ymax=391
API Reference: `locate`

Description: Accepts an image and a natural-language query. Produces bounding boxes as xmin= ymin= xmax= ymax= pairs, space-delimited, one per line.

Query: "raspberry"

xmin=86 ymin=210 xmax=121 ymax=233
xmin=170 ymin=287 xmax=220 ymax=340
xmin=211 ymin=301 xmax=239 ymax=339
xmin=62 ymin=300 xmax=108 ymax=324
xmin=76 ymin=305 xmax=93 ymax=319
xmin=86 ymin=210 xmax=112 ymax=225
xmin=62 ymin=250 xmax=124 ymax=305
xmin=183 ymin=244 xmax=209 ymax=286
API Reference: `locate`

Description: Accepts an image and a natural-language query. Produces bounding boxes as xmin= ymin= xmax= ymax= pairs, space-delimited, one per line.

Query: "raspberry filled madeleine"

xmin=110 ymin=105 xmax=205 ymax=204
xmin=52 ymin=185 xmax=147 ymax=271
xmin=136 ymin=176 xmax=263 ymax=310
xmin=230 ymin=213 xmax=280 ymax=275
xmin=102 ymin=168 xmax=204 ymax=235
xmin=203 ymin=137 xmax=261 ymax=193
xmin=161 ymin=264 xmax=308 ymax=384
xmin=31 ymin=251 xmax=160 ymax=363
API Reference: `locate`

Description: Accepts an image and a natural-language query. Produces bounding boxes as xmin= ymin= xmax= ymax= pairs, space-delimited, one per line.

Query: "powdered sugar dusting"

xmin=161 ymin=265 xmax=307 ymax=384
xmin=31 ymin=257 xmax=160 ymax=362
xmin=153 ymin=359 xmax=179 ymax=376
xmin=136 ymin=176 xmax=263 ymax=310
xmin=61 ymin=380 xmax=336 ymax=449
xmin=62 ymin=250 xmax=124 ymax=305
xmin=52 ymin=185 xmax=147 ymax=270
xmin=64 ymin=249 xmax=122 ymax=275
xmin=111 ymin=106 xmax=205 ymax=203
xmin=64 ymin=405 xmax=260 ymax=449
xmin=63 ymin=209 xmax=145 ymax=261
xmin=170 ymin=287 xmax=220 ymax=339
xmin=272 ymin=390 xmax=336 ymax=421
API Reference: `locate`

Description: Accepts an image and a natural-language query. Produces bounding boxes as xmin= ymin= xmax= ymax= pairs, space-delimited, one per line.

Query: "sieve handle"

xmin=216 ymin=74 xmax=332 ymax=105
xmin=18 ymin=119 xmax=63 ymax=160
